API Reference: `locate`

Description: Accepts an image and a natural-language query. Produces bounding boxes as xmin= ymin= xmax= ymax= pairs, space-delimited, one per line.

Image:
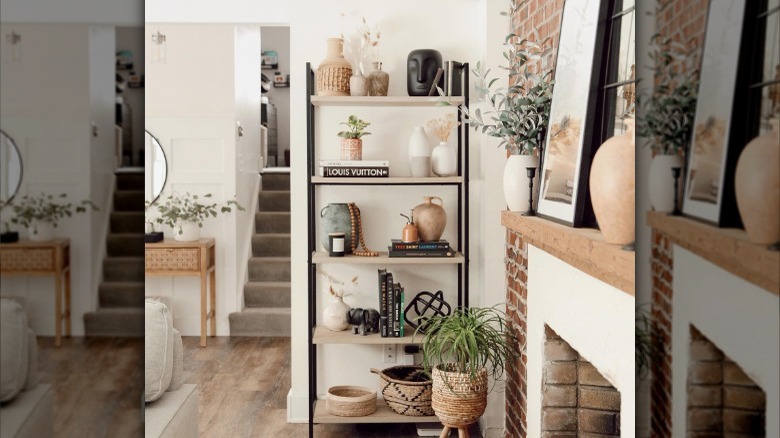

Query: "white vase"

xmin=29 ymin=220 xmax=54 ymax=241
xmin=648 ymin=154 xmax=684 ymax=213
xmin=408 ymin=126 xmax=431 ymax=177
xmin=349 ymin=74 xmax=369 ymax=96
xmin=175 ymin=221 xmax=200 ymax=242
xmin=322 ymin=296 xmax=351 ymax=331
xmin=503 ymin=155 xmax=539 ymax=212
xmin=735 ymin=118 xmax=779 ymax=245
xmin=431 ymin=141 xmax=457 ymax=177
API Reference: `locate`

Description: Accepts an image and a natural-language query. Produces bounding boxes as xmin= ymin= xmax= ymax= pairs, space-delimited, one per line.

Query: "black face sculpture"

xmin=407 ymin=49 xmax=443 ymax=96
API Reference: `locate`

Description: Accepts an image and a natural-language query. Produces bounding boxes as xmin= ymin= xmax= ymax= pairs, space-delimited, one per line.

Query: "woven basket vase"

xmin=371 ymin=366 xmax=434 ymax=416
xmin=326 ymin=386 xmax=377 ymax=417
xmin=316 ymin=38 xmax=352 ymax=96
xmin=431 ymin=365 xmax=488 ymax=427
xmin=340 ymin=138 xmax=362 ymax=160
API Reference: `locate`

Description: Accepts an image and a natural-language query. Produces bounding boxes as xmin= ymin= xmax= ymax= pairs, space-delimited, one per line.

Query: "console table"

xmin=145 ymin=238 xmax=216 ymax=347
xmin=0 ymin=239 xmax=71 ymax=347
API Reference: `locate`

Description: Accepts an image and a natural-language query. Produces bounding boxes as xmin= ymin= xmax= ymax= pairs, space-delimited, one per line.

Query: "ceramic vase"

xmin=589 ymin=119 xmax=635 ymax=245
xmin=431 ymin=141 xmax=457 ymax=177
xmin=323 ymin=296 xmax=351 ymax=331
xmin=368 ymin=61 xmax=389 ymax=96
xmin=503 ymin=155 xmax=539 ymax=212
xmin=29 ymin=220 xmax=54 ymax=242
xmin=316 ymin=38 xmax=352 ymax=96
xmin=340 ymin=138 xmax=362 ymax=160
xmin=408 ymin=126 xmax=431 ymax=177
xmin=412 ymin=196 xmax=446 ymax=242
xmin=648 ymin=154 xmax=683 ymax=213
xmin=320 ymin=203 xmax=358 ymax=254
xmin=349 ymin=74 xmax=369 ymax=96
xmin=175 ymin=221 xmax=200 ymax=242
xmin=735 ymin=118 xmax=780 ymax=245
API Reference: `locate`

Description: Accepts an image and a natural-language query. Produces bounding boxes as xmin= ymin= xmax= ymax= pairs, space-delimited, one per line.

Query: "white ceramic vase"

xmin=503 ymin=154 xmax=539 ymax=212
xmin=323 ymin=296 xmax=351 ymax=331
xmin=175 ymin=221 xmax=200 ymax=242
xmin=408 ymin=126 xmax=431 ymax=177
xmin=431 ymin=141 xmax=457 ymax=177
xmin=648 ymin=154 xmax=684 ymax=213
xmin=29 ymin=220 xmax=54 ymax=241
xmin=349 ymin=74 xmax=369 ymax=96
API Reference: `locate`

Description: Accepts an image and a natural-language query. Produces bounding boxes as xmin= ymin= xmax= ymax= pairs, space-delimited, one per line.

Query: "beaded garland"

xmin=348 ymin=202 xmax=379 ymax=257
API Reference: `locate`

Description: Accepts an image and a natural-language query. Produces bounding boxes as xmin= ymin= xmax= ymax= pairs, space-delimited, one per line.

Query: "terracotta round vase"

xmin=368 ymin=61 xmax=389 ymax=96
xmin=589 ymin=119 xmax=635 ymax=245
xmin=648 ymin=153 xmax=683 ymax=213
xmin=503 ymin=154 xmax=539 ymax=212
xmin=316 ymin=38 xmax=352 ymax=96
xmin=349 ymin=74 xmax=369 ymax=96
xmin=412 ymin=196 xmax=446 ymax=242
xmin=735 ymin=118 xmax=780 ymax=245
xmin=340 ymin=138 xmax=362 ymax=160
xmin=322 ymin=296 xmax=351 ymax=331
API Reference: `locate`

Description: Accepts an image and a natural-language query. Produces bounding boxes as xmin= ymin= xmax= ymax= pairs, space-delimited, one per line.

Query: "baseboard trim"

xmin=287 ymin=389 xmax=309 ymax=423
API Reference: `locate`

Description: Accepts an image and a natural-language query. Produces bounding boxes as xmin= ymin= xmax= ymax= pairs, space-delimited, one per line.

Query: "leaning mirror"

xmin=0 ymin=130 xmax=23 ymax=206
xmin=145 ymin=131 xmax=168 ymax=205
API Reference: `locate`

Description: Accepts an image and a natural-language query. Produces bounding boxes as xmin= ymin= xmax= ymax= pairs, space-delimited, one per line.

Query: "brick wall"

xmin=506 ymin=229 xmax=529 ymax=437
xmin=651 ymin=229 xmax=674 ymax=437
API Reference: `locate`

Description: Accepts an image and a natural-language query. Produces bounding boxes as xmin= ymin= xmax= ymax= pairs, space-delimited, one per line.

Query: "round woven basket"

xmin=431 ymin=365 xmax=488 ymax=427
xmin=371 ymin=366 xmax=433 ymax=416
xmin=326 ymin=386 xmax=377 ymax=417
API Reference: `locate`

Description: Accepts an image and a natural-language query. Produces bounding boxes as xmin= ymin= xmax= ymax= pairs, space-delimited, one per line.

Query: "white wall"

xmin=526 ymin=247 xmax=636 ymax=437
xmin=0 ymin=24 xmax=115 ymax=336
xmin=116 ymin=26 xmax=145 ymax=167
xmin=0 ymin=0 xmax=142 ymax=26
xmin=261 ymin=26 xmax=290 ymax=165
xmin=144 ymin=23 xmax=260 ymax=335
xmin=672 ymin=248 xmax=779 ymax=438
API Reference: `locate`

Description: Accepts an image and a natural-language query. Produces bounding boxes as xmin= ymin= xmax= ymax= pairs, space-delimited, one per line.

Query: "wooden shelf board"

xmin=312 ymin=251 xmax=464 ymax=265
xmin=313 ymin=399 xmax=438 ymax=424
xmin=312 ymin=326 xmax=422 ymax=345
xmin=311 ymin=176 xmax=463 ymax=185
xmin=311 ymin=96 xmax=464 ymax=107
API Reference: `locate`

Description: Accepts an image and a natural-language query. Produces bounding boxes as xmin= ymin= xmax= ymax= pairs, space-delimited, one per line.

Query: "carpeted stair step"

xmin=107 ymin=234 xmax=144 ymax=257
xmin=111 ymin=212 xmax=145 ymax=233
xmin=257 ymin=191 xmax=290 ymax=212
xmin=228 ymin=308 xmax=290 ymax=336
xmin=116 ymin=172 xmax=144 ymax=191
xmin=114 ymin=190 xmax=144 ymax=212
xmin=255 ymin=212 xmax=290 ymax=233
xmin=103 ymin=257 xmax=144 ymax=282
xmin=252 ymin=234 xmax=290 ymax=257
xmin=83 ymin=307 xmax=144 ymax=337
xmin=99 ymin=282 xmax=145 ymax=308
xmin=243 ymin=282 xmax=291 ymax=308
xmin=248 ymin=257 xmax=291 ymax=282
xmin=261 ymin=173 xmax=290 ymax=191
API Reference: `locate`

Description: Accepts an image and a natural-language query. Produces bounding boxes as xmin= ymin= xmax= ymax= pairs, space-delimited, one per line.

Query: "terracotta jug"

xmin=316 ymin=38 xmax=352 ymax=96
xmin=412 ymin=196 xmax=446 ymax=242
xmin=735 ymin=118 xmax=779 ymax=245
xmin=589 ymin=119 xmax=635 ymax=245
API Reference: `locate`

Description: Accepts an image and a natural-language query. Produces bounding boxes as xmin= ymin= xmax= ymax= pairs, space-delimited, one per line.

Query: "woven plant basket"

xmin=326 ymin=386 xmax=377 ymax=417
xmin=371 ymin=366 xmax=434 ymax=416
xmin=431 ymin=365 xmax=488 ymax=427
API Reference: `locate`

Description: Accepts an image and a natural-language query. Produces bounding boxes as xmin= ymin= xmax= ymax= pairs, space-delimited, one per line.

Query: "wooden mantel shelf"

xmin=501 ymin=212 xmax=635 ymax=295
xmin=647 ymin=211 xmax=779 ymax=295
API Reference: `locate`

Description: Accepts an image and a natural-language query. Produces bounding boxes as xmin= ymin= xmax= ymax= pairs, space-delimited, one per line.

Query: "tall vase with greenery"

xmin=636 ymin=32 xmax=699 ymax=213
xmin=418 ymin=306 xmax=521 ymax=432
xmin=461 ymin=0 xmax=554 ymax=211
xmin=153 ymin=192 xmax=244 ymax=241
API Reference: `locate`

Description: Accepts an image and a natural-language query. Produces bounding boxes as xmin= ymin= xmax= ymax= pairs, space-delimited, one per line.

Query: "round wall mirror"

xmin=145 ymin=131 xmax=168 ymax=205
xmin=0 ymin=130 xmax=23 ymax=206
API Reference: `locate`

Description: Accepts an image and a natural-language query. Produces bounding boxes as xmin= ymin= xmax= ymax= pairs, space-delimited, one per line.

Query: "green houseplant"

xmin=337 ymin=114 xmax=371 ymax=160
xmin=8 ymin=193 xmax=97 ymax=241
xmin=417 ymin=306 xmax=521 ymax=430
xmin=153 ymin=192 xmax=244 ymax=242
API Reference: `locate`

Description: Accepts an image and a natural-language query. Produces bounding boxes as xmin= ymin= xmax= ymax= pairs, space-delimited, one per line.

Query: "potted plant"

xmin=8 ymin=193 xmax=97 ymax=241
xmin=635 ymin=32 xmax=699 ymax=213
xmin=153 ymin=192 xmax=244 ymax=242
xmin=460 ymin=0 xmax=554 ymax=211
xmin=417 ymin=306 xmax=521 ymax=431
xmin=337 ymin=114 xmax=371 ymax=160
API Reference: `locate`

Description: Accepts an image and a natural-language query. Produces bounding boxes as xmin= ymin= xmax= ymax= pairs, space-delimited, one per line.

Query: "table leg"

xmin=210 ymin=269 xmax=216 ymax=337
xmin=64 ymin=268 xmax=71 ymax=337
xmin=200 ymin=272 xmax=207 ymax=348
xmin=439 ymin=426 xmax=451 ymax=438
xmin=55 ymin=270 xmax=62 ymax=347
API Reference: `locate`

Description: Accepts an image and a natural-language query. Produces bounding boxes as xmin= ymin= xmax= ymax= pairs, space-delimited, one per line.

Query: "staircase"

xmin=228 ymin=171 xmax=291 ymax=336
xmin=83 ymin=170 xmax=144 ymax=337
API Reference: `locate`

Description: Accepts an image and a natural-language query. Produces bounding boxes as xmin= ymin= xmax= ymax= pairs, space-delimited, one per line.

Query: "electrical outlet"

xmin=383 ymin=344 xmax=396 ymax=363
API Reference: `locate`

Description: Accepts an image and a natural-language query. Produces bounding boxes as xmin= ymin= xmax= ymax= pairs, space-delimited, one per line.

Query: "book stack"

xmin=388 ymin=239 xmax=455 ymax=257
xmin=319 ymin=160 xmax=389 ymax=178
xmin=378 ymin=269 xmax=405 ymax=338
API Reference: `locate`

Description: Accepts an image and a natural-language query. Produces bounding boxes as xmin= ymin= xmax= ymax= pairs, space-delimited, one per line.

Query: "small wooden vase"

xmin=413 ymin=196 xmax=446 ymax=242
xmin=402 ymin=223 xmax=418 ymax=243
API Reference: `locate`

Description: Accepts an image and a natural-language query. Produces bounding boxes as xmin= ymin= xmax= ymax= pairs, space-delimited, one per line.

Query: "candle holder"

xmin=522 ymin=166 xmax=537 ymax=216
xmin=671 ymin=166 xmax=682 ymax=216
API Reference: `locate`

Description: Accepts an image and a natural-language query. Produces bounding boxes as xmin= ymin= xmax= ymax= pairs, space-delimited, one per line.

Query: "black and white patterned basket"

xmin=371 ymin=366 xmax=434 ymax=416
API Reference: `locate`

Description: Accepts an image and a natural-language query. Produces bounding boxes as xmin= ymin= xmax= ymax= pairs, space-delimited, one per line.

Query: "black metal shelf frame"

xmin=305 ymin=62 xmax=469 ymax=435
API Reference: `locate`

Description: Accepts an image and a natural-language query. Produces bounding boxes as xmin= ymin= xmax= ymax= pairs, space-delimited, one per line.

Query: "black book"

xmin=391 ymin=239 xmax=450 ymax=250
xmin=385 ymin=271 xmax=394 ymax=338
xmin=393 ymin=283 xmax=401 ymax=337
xmin=378 ymin=269 xmax=388 ymax=337
xmin=388 ymin=247 xmax=455 ymax=257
